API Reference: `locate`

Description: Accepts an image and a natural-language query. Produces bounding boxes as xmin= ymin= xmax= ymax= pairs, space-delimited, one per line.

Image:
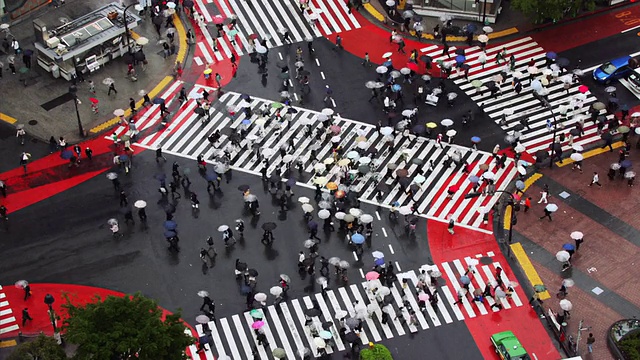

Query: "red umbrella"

xmin=89 ymin=98 xmax=99 ymax=104
xmin=447 ymin=185 xmax=459 ymax=193
xmin=578 ymin=85 xmax=588 ymax=94
xmin=406 ymin=62 xmax=419 ymax=72
xmin=213 ymin=15 xmax=225 ymax=24
xmin=248 ymin=33 xmax=259 ymax=40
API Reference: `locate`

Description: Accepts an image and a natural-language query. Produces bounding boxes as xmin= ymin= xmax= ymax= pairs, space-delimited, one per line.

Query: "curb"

xmin=555 ymin=141 xmax=625 ymax=167
xmin=88 ymin=12 xmax=189 ymax=135
xmin=503 ymin=172 xmax=542 ymax=231
xmin=509 ymin=242 xmax=551 ymax=300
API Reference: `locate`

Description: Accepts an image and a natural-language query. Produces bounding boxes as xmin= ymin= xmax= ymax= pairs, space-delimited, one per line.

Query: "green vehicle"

xmin=491 ymin=331 xmax=532 ymax=360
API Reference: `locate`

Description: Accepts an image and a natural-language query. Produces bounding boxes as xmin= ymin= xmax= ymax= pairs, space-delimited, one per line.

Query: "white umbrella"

xmin=546 ymin=204 xmax=558 ymax=212
xmin=482 ymin=26 xmax=493 ymax=33
xmin=318 ymin=209 xmax=331 ymax=219
xmin=323 ymin=158 xmax=335 ymax=165
xmin=270 ymin=286 xmax=283 ymax=296
xmin=400 ymin=67 xmax=411 ymax=75
xmin=572 ymin=144 xmax=584 ymax=152
xmin=254 ymin=293 xmax=268 ymax=302
xmin=136 ymin=37 xmax=149 ymax=46
xmin=378 ymin=286 xmax=391 ymax=296
xmin=298 ymin=196 xmax=310 ymax=204
xmin=398 ymin=206 xmax=412 ymax=215
xmin=331 ymin=136 xmax=341 ymax=143
xmin=314 ymin=337 xmax=326 ymax=348
xmin=376 ymin=66 xmax=389 ymax=74
xmin=514 ymin=144 xmax=526 ymax=153
xmin=349 ymin=208 xmax=363 ymax=217
xmin=358 ymin=156 xmax=371 ymax=164
xmin=570 ymin=231 xmax=583 ymax=240
xmin=134 ymin=200 xmax=147 ymax=209
xmin=517 ymin=165 xmax=527 ymax=175
xmin=282 ymin=155 xmax=294 ymax=163
xmin=382 ymin=52 xmax=393 ymax=59
xmin=556 ymin=250 xmax=570 ymax=262
xmin=360 ymin=214 xmax=374 ymax=223
xmin=477 ymin=34 xmax=489 ymax=43
xmin=563 ymin=279 xmax=575 ymax=287
xmin=106 ymin=172 xmax=118 ymax=180
xmin=113 ymin=109 xmax=125 ymax=116
xmin=372 ymin=251 xmax=384 ymax=259
xmin=314 ymin=163 xmax=326 ymax=172
xmin=322 ymin=108 xmax=334 ymax=116
xmin=335 ymin=309 xmax=348 ymax=319
xmin=218 ymin=225 xmax=229 ymax=232
xmin=446 ymin=129 xmax=457 ymax=137
xmin=198 ymin=290 xmax=210 ymax=297
xmin=441 ymin=119 xmax=453 ymax=127
xmin=570 ymin=153 xmax=583 ymax=162
xmin=495 ymin=288 xmax=506 ymax=298
xmin=335 ymin=211 xmax=346 ymax=220
xmin=477 ymin=206 xmax=490 ymax=214
xmin=625 ymin=171 xmax=636 ymax=179
xmin=302 ymin=204 xmax=314 ymax=213
xmin=414 ymin=175 xmax=426 ymax=184
xmin=402 ymin=109 xmax=413 ymax=117
xmin=483 ymin=171 xmax=496 ymax=181
xmin=262 ymin=148 xmax=275 ymax=157
xmin=559 ymin=299 xmax=573 ymax=311
xmin=380 ymin=126 xmax=394 ymax=136
xmin=304 ymin=239 xmax=317 ymax=248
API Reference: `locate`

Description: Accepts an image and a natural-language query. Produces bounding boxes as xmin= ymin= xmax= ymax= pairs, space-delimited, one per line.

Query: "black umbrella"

xmin=247 ymin=268 xmax=259 ymax=277
xmin=238 ymin=184 xmax=250 ymax=192
xmin=406 ymin=215 xmax=418 ymax=224
xmin=123 ymin=52 xmax=134 ymax=65
xmin=299 ymin=70 xmax=310 ymax=76
xmin=412 ymin=124 xmax=426 ymax=135
xmin=556 ymin=58 xmax=570 ymax=68
xmin=398 ymin=177 xmax=411 ymax=188
xmin=302 ymin=257 xmax=314 ymax=266
xmin=569 ymin=128 xmax=580 ymax=136
xmin=513 ymin=124 xmax=525 ymax=131
xmin=262 ymin=222 xmax=277 ymax=231
xmin=152 ymin=16 xmax=164 ymax=25
xmin=322 ymin=321 xmax=333 ymax=330
xmin=236 ymin=260 xmax=248 ymax=271
xmin=276 ymin=60 xmax=287 ymax=68
xmin=221 ymin=127 xmax=237 ymax=136
xmin=134 ymin=51 xmax=145 ymax=61
xmin=241 ymin=94 xmax=251 ymax=100
xmin=535 ymin=150 xmax=549 ymax=160
xmin=164 ymin=204 xmax=176 ymax=214
xmin=409 ymin=183 xmax=420 ymax=194
xmin=287 ymin=108 xmax=298 ymax=114
xmin=195 ymin=107 xmax=205 ymax=115
xmin=305 ymin=308 xmax=321 ymax=317
xmin=344 ymin=332 xmax=359 ymax=343
xmin=183 ymin=0 xmax=194 ymax=7
xmin=419 ymin=55 xmax=431 ymax=63
xmin=601 ymin=132 xmax=612 ymax=141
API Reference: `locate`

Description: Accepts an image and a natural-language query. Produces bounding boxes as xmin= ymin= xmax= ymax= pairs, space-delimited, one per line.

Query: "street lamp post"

xmin=122 ymin=3 xmax=141 ymax=50
xmin=544 ymin=100 xmax=559 ymax=168
xmin=68 ymin=84 xmax=84 ymax=137
xmin=43 ymin=294 xmax=56 ymax=332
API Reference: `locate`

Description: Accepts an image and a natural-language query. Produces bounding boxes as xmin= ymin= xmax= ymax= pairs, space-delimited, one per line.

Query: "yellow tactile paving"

xmin=510 ymin=242 xmax=551 ymax=300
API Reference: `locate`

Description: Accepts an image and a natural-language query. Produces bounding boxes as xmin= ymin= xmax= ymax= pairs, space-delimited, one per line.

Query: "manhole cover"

xmin=28 ymin=119 xmax=37 ymax=125
xmin=479 ymin=256 xmax=493 ymax=265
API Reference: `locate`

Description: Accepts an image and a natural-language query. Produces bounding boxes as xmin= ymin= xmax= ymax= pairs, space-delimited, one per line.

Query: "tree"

xmin=360 ymin=343 xmax=393 ymax=360
xmin=511 ymin=0 xmax=595 ymax=24
xmin=7 ymin=334 xmax=67 ymax=360
xmin=62 ymin=292 xmax=193 ymax=360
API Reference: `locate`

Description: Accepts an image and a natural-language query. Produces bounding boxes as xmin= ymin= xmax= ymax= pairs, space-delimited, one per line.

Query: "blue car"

xmin=593 ymin=56 xmax=634 ymax=84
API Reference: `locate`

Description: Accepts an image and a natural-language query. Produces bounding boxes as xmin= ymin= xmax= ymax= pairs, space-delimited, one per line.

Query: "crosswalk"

xmin=417 ymin=37 xmax=610 ymax=155
xmin=191 ymin=0 xmax=360 ymax=65
xmin=0 ymin=286 xmax=19 ymax=335
xmin=186 ymin=254 xmax=523 ymax=359
xmin=131 ymin=90 xmax=517 ymax=229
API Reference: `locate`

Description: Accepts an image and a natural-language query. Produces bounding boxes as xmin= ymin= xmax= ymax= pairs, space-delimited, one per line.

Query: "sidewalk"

xmin=0 ymin=0 xmax=185 ymax=144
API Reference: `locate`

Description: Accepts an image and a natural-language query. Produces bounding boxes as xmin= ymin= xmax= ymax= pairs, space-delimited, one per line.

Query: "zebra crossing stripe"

xmin=219 ymin=317 xmax=242 ymax=360
xmin=232 ymin=314 xmax=254 ymax=358
xmin=313 ymin=293 xmax=346 ymax=350
xmin=401 ymin=271 xmax=443 ymax=326
xmin=291 ymin=298 xmax=319 ymax=357
xmin=359 ymin=284 xmax=395 ymax=338
xmin=348 ymin=284 xmax=382 ymax=341
xmin=452 ymin=259 xmax=489 ymax=315
xmin=441 ymin=262 xmax=476 ymax=318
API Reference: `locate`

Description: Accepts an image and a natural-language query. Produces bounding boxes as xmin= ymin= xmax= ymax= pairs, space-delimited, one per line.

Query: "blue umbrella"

xmin=556 ymin=58 xmax=570 ymax=67
xmin=119 ymin=154 xmax=129 ymax=162
xmin=153 ymin=98 xmax=165 ymax=105
xmin=621 ymin=159 xmax=632 ymax=168
xmin=308 ymin=220 xmax=318 ymax=230
xmin=455 ymin=55 xmax=465 ymax=64
xmin=562 ymin=243 xmax=575 ymax=251
xmin=391 ymin=84 xmax=401 ymax=92
xmin=241 ymin=119 xmax=251 ymax=125
xmin=164 ymin=230 xmax=177 ymax=238
xmin=466 ymin=23 xmax=477 ymax=33
xmin=468 ymin=176 xmax=479 ymax=183
xmin=241 ymin=94 xmax=250 ymax=100
xmin=60 ymin=150 xmax=73 ymax=160
xmin=240 ymin=284 xmax=252 ymax=294
xmin=205 ymin=171 xmax=218 ymax=181
xmin=164 ymin=220 xmax=177 ymax=230
xmin=286 ymin=178 xmax=296 ymax=186
xmin=471 ymin=136 xmax=481 ymax=143
xmin=374 ymin=257 xmax=385 ymax=266
xmin=515 ymin=180 xmax=525 ymax=190
xmin=546 ymin=52 xmax=557 ymax=59
xmin=459 ymin=275 xmax=470 ymax=285
xmin=352 ymin=233 xmax=365 ymax=245
xmin=412 ymin=124 xmax=426 ymax=134
xmin=383 ymin=60 xmax=392 ymax=67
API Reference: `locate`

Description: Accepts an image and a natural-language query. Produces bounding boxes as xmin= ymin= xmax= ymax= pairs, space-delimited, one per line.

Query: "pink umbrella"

xmin=213 ymin=15 xmax=225 ymax=24
xmin=330 ymin=125 xmax=341 ymax=134
xmin=418 ymin=293 xmax=429 ymax=301
xmin=578 ymin=85 xmax=588 ymax=94
xmin=365 ymin=271 xmax=380 ymax=281
xmin=252 ymin=321 xmax=265 ymax=329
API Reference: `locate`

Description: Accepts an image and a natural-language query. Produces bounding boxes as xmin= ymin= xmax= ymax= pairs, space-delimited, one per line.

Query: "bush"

xmin=360 ymin=343 xmax=393 ymax=360
xmin=7 ymin=334 xmax=67 ymax=360
xmin=619 ymin=331 xmax=640 ymax=360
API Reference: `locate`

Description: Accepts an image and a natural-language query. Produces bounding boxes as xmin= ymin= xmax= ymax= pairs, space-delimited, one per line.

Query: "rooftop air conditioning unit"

xmin=46 ymin=37 xmax=60 ymax=49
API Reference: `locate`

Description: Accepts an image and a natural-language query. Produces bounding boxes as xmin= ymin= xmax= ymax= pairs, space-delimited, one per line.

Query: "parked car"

xmin=627 ymin=69 xmax=640 ymax=93
xmin=491 ymin=330 xmax=532 ymax=360
xmin=593 ymin=55 xmax=636 ymax=84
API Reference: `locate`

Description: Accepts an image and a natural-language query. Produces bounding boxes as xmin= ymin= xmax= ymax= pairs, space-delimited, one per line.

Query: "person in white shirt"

xmin=588 ymin=172 xmax=602 ymax=187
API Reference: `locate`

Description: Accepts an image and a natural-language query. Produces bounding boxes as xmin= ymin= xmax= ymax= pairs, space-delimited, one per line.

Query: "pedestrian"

xmin=335 ymin=35 xmax=342 ymax=49
xmin=108 ymin=82 xmax=117 ymax=96
xmin=230 ymin=53 xmax=237 ymax=70
xmin=155 ymin=147 xmax=166 ymax=163
xmin=22 ymin=308 xmax=33 ymax=326
xmin=588 ymin=172 xmax=602 ymax=187
xmin=586 ymin=333 xmax=595 ymax=353
xmin=362 ymin=52 xmax=371 ymax=67
xmin=138 ymin=207 xmax=147 ymax=222
xmin=539 ymin=208 xmax=553 ymax=221
xmin=0 ymin=179 xmax=6 ymax=197
xmin=119 ymin=191 xmax=128 ymax=207
xmin=538 ymin=184 xmax=549 ymax=203
xmin=200 ymin=296 xmax=215 ymax=312
xmin=524 ymin=197 xmax=531 ymax=212
xmin=20 ymin=152 xmax=30 ymax=173
xmin=323 ymin=85 xmax=333 ymax=103
xmin=16 ymin=127 xmax=25 ymax=145
xmin=478 ymin=51 xmax=487 ymax=69
xmin=223 ymin=227 xmax=236 ymax=247
xmin=23 ymin=284 xmax=31 ymax=300
xmin=453 ymin=288 xmax=465 ymax=305
xmin=298 ymin=251 xmax=306 ymax=271
xmin=0 ymin=205 xmax=7 ymax=222
xmin=88 ymin=80 xmax=95 ymax=94
xmin=447 ymin=217 xmax=455 ymax=234
xmin=215 ymin=73 xmax=222 ymax=88
xmin=442 ymin=42 xmax=450 ymax=58
xmin=282 ymin=29 xmax=291 ymax=43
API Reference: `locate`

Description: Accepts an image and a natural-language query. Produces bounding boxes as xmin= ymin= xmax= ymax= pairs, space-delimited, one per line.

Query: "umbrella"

xmin=365 ymin=81 xmax=379 ymax=89
xmin=164 ymin=220 xmax=177 ymax=230
xmin=106 ymin=172 xmax=118 ymax=180
xmin=345 ymin=317 xmax=360 ymax=329
xmin=319 ymin=330 xmax=333 ymax=340
xmin=250 ymin=309 xmax=265 ymax=319
xmin=306 ymin=308 xmax=322 ymax=317
xmin=563 ymin=243 xmax=576 ymax=251
xmin=314 ymin=337 xmax=326 ymax=348
xmin=335 ymin=190 xmax=346 ymax=199
xmin=136 ymin=37 xmax=149 ymax=46
xmin=321 ymin=321 xmax=333 ymax=330
xmin=556 ymin=250 xmax=570 ymax=262
xmin=545 ymin=204 xmax=558 ymax=212
xmin=314 ymin=176 xmax=329 ymax=185
xmin=247 ymin=268 xmax=259 ymax=277
xmin=349 ymin=208 xmax=363 ymax=217
xmin=446 ymin=129 xmax=457 ymax=138
xmin=611 ymin=163 xmax=621 ymax=170
xmin=298 ymin=196 xmax=310 ymax=204
xmin=302 ymin=203 xmax=314 ymax=213
xmin=328 ymin=257 xmax=341 ymax=266
xmin=252 ymin=320 xmax=265 ymax=329
xmin=570 ymin=153 xmax=583 ymax=162
xmin=360 ymin=214 xmax=374 ymax=224
xmin=280 ymin=274 xmax=291 ymax=282
xmin=366 ymin=271 xmax=380 ymax=280
xmin=318 ymin=201 xmax=332 ymax=209
xmin=382 ymin=52 xmax=393 ymax=59
xmin=376 ymin=65 xmax=389 ymax=74
xmin=621 ymin=159 xmax=632 ymax=168
xmin=113 ymin=108 xmax=125 ymax=117
xmin=460 ymin=275 xmax=471 ymax=285
xmin=268 ymin=348 xmax=286 ymax=359
xmin=618 ymin=125 xmax=631 ymax=134
xmin=339 ymin=260 xmax=350 ymax=269
xmin=102 ymin=77 xmax=114 ymax=85
xmin=196 ymin=315 xmax=210 ymax=324
xmin=262 ymin=222 xmax=277 ymax=231
xmin=570 ymin=231 xmax=583 ymax=240
xmin=495 ymin=288 xmax=506 ymax=298
xmin=563 ymin=279 xmax=575 ymax=287
xmin=254 ymin=293 xmax=268 ymax=302
xmin=560 ymin=299 xmax=573 ymax=311
xmin=592 ymin=102 xmax=606 ymax=110
xmin=270 ymin=286 xmax=283 ymax=297
xmin=441 ymin=119 xmax=453 ymax=127
xmin=345 ymin=332 xmax=359 ymax=343
xmin=482 ymin=26 xmax=493 ymax=33
xmin=517 ymin=165 xmax=527 ymax=175
xmin=217 ymin=225 xmax=229 ymax=232
xmin=134 ymin=200 xmax=147 ymax=209
xmin=213 ymin=14 xmax=225 ymax=24
xmin=352 ymin=233 xmax=365 ymax=244
xmin=197 ymin=290 xmax=210 ymax=298
xmin=304 ymin=239 xmax=317 ymax=249
xmin=515 ymin=180 xmax=525 ymax=190
xmin=477 ymin=34 xmax=489 ymax=43
xmin=317 ymin=209 xmax=331 ymax=220
xmin=372 ymin=251 xmax=384 ymax=259
xmin=14 ymin=280 xmax=28 ymax=289
xmin=400 ymin=67 xmax=411 ymax=75
xmin=396 ymin=169 xmax=409 ymax=178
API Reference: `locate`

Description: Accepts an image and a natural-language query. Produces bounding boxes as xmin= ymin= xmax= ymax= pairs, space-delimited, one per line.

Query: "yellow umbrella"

xmin=355 ymin=136 xmax=367 ymax=142
xmin=313 ymin=176 xmax=329 ymax=185
xmin=204 ymin=69 xmax=213 ymax=75
xmin=338 ymin=159 xmax=350 ymax=166
xmin=323 ymin=158 xmax=334 ymax=165
xmin=326 ymin=182 xmax=338 ymax=190
xmin=426 ymin=122 xmax=437 ymax=129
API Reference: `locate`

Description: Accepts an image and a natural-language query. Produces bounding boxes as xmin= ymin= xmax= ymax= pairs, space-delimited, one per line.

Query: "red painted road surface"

xmin=426 ymin=220 xmax=561 ymax=360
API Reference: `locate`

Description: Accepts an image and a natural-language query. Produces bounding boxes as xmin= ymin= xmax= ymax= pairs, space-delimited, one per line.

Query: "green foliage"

xmin=511 ymin=0 xmax=595 ymax=23
xmin=619 ymin=330 xmax=640 ymax=360
xmin=7 ymin=334 xmax=68 ymax=360
xmin=360 ymin=343 xmax=393 ymax=360
xmin=62 ymin=292 xmax=193 ymax=360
